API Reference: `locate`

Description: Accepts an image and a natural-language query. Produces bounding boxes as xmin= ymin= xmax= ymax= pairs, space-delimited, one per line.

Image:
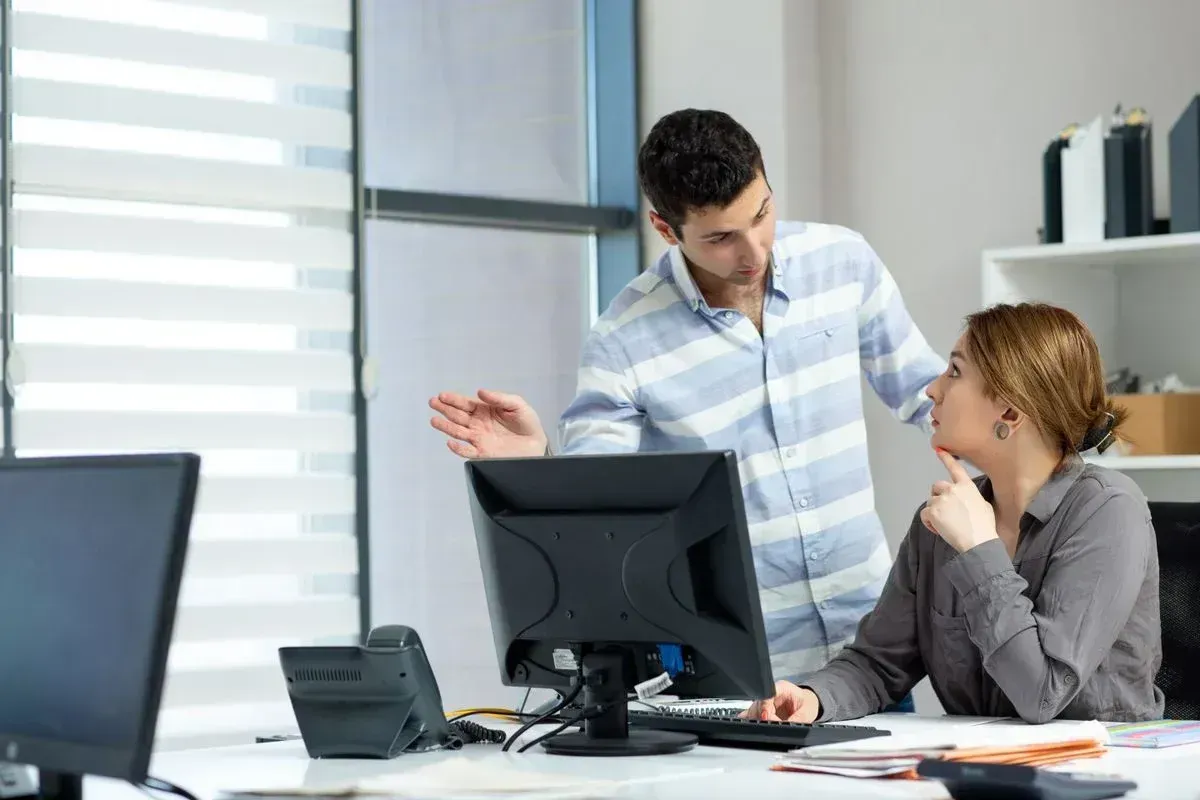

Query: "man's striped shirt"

xmin=557 ymin=220 xmax=946 ymax=683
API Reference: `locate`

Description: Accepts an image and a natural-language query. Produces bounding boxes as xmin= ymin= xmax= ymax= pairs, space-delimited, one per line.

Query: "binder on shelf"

xmin=1041 ymin=127 xmax=1072 ymax=244
xmin=1104 ymin=107 xmax=1154 ymax=238
xmin=1169 ymin=94 xmax=1200 ymax=234
xmin=1061 ymin=116 xmax=1106 ymax=243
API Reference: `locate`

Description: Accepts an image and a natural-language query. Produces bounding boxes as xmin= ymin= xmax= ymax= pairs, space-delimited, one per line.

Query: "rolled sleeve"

xmin=945 ymin=493 xmax=1151 ymax=723
xmin=557 ymin=333 xmax=643 ymax=455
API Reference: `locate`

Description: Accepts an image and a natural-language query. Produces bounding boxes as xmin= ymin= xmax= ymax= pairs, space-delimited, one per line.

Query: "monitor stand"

xmin=38 ymin=770 xmax=82 ymax=800
xmin=540 ymin=650 xmax=697 ymax=757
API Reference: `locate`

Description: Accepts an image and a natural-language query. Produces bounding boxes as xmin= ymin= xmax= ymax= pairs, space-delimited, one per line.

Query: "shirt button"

xmin=824 ymin=328 xmax=834 ymax=337
xmin=819 ymin=600 xmax=830 ymax=610
xmin=799 ymin=497 xmax=810 ymax=508
xmin=723 ymin=311 xmax=734 ymax=320
xmin=785 ymin=447 xmax=797 ymax=459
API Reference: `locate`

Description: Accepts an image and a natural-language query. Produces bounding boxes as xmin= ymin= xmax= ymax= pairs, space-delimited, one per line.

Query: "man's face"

xmin=650 ymin=173 xmax=776 ymax=287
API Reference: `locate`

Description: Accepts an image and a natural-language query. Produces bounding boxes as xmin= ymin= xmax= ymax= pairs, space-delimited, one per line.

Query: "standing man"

xmin=430 ymin=109 xmax=946 ymax=690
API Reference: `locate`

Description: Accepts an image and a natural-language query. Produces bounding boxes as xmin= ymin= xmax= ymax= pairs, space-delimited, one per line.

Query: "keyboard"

xmin=627 ymin=707 xmax=890 ymax=751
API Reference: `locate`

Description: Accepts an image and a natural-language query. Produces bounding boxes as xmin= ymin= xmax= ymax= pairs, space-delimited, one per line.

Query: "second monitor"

xmin=465 ymin=450 xmax=775 ymax=757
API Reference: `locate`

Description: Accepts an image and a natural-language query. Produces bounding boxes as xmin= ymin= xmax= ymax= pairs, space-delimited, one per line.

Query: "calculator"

xmin=915 ymin=759 xmax=1137 ymax=800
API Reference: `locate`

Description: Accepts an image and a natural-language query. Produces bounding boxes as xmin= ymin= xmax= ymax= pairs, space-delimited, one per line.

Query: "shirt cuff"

xmin=798 ymin=675 xmax=838 ymax=723
xmin=944 ymin=537 xmax=1012 ymax=599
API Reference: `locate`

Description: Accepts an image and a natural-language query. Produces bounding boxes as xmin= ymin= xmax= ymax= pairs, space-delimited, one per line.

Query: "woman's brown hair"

xmin=962 ymin=302 xmax=1127 ymax=457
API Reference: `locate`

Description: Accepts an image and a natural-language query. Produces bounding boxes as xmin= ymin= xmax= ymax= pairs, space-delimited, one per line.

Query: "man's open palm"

xmin=429 ymin=389 xmax=548 ymax=459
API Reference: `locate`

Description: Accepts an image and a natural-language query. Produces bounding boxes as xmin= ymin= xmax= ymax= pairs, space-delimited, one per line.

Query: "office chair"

xmin=1149 ymin=501 xmax=1200 ymax=720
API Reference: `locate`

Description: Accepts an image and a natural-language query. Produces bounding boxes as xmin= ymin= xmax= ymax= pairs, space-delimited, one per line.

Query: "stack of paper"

xmin=772 ymin=719 xmax=1111 ymax=780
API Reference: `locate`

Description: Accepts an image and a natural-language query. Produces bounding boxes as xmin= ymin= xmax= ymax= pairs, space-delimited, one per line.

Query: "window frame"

xmin=354 ymin=0 xmax=641 ymax=312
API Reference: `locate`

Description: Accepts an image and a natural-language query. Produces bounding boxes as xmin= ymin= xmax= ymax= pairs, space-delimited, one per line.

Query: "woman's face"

xmin=926 ymin=335 xmax=1010 ymax=460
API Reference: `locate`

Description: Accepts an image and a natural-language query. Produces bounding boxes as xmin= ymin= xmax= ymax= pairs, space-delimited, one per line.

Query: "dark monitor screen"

xmin=0 ymin=454 xmax=199 ymax=791
xmin=465 ymin=450 xmax=774 ymax=756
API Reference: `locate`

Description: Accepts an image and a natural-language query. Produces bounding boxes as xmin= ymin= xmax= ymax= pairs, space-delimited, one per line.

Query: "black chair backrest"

xmin=1149 ymin=501 xmax=1200 ymax=720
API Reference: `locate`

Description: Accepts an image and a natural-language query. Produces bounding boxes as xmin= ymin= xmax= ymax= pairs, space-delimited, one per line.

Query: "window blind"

xmin=7 ymin=0 xmax=359 ymax=751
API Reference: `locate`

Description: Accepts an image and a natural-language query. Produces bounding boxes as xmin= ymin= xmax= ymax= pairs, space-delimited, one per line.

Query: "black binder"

xmin=1169 ymin=95 xmax=1200 ymax=233
xmin=1042 ymin=136 xmax=1069 ymax=244
xmin=1104 ymin=108 xmax=1154 ymax=239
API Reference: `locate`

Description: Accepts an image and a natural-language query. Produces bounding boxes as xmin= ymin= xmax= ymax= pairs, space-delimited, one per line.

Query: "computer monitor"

xmin=464 ymin=450 xmax=774 ymax=757
xmin=0 ymin=453 xmax=200 ymax=800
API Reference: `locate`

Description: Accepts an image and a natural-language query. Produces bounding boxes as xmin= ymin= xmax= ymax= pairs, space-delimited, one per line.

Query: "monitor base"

xmin=541 ymin=728 xmax=697 ymax=757
xmin=38 ymin=771 xmax=82 ymax=800
xmin=537 ymin=649 xmax=699 ymax=757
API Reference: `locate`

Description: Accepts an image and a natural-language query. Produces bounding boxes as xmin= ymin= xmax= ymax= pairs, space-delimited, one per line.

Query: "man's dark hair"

xmin=637 ymin=108 xmax=766 ymax=236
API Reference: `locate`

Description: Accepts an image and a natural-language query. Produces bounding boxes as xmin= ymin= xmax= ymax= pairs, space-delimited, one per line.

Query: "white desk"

xmin=83 ymin=714 xmax=1200 ymax=800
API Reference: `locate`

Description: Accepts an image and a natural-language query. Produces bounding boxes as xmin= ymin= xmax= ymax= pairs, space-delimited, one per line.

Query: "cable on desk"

xmin=501 ymin=680 xmax=583 ymax=753
xmin=445 ymin=706 xmax=523 ymax=722
xmin=446 ymin=707 xmax=557 ymax=724
xmin=449 ymin=719 xmax=507 ymax=745
xmin=516 ymin=704 xmax=603 ymax=754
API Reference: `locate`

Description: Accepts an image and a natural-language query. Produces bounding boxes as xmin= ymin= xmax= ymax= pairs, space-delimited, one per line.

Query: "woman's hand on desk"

xmin=743 ymin=681 xmax=820 ymax=723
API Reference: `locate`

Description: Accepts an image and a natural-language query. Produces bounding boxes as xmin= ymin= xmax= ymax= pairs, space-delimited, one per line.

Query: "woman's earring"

xmin=994 ymin=421 xmax=1010 ymax=441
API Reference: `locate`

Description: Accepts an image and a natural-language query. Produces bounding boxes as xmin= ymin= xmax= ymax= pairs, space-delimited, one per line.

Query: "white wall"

xmin=638 ymin=0 xmax=820 ymax=262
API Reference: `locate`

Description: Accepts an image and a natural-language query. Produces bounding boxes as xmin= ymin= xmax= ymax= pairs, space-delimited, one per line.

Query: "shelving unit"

xmin=1085 ymin=454 xmax=1200 ymax=471
xmin=982 ymin=232 xmax=1200 ymax=498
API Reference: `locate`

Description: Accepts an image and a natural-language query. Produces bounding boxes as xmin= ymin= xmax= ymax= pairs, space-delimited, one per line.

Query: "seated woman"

xmin=748 ymin=302 xmax=1163 ymax=724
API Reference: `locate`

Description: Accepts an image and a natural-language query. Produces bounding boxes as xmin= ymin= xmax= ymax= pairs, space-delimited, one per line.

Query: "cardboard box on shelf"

xmin=1111 ymin=393 xmax=1200 ymax=455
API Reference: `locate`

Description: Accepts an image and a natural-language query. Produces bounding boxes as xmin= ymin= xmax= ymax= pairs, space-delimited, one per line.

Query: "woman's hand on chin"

xmin=920 ymin=447 xmax=999 ymax=553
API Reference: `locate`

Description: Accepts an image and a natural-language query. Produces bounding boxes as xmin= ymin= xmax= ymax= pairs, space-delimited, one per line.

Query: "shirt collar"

xmin=668 ymin=245 xmax=788 ymax=313
xmin=978 ymin=457 xmax=1086 ymax=525
xmin=667 ymin=245 xmax=704 ymax=311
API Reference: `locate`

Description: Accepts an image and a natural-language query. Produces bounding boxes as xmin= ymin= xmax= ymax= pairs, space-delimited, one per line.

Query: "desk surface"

xmin=90 ymin=714 xmax=1200 ymax=800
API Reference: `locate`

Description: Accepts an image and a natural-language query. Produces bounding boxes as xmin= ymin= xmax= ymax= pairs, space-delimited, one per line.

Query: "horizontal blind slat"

xmin=14 ymin=276 xmax=353 ymax=329
xmin=197 ymin=475 xmax=355 ymax=514
xmin=14 ymin=78 xmax=352 ymax=149
xmin=15 ymin=343 xmax=354 ymax=391
xmin=14 ymin=144 xmax=353 ymax=211
xmin=160 ymin=665 xmax=289 ymax=709
xmin=173 ymin=597 xmax=359 ymax=641
xmin=12 ymin=12 xmax=351 ymax=88
xmin=14 ymin=410 xmax=354 ymax=451
xmin=185 ymin=535 xmax=357 ymax=578
xmin=15 ymin=209 xmax=353 ymax=269
xmin=168 ymin=0 xmax=353 ymax=31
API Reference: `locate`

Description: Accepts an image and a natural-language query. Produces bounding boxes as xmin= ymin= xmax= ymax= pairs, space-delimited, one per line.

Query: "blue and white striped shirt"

xmin=557 ymin=221 xmax=947 ymax=683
